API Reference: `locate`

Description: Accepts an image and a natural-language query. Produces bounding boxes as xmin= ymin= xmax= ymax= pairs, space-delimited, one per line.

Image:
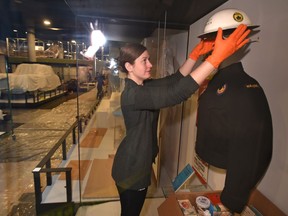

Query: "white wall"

xmin=188 ymin=0 xmax=288 ymax=213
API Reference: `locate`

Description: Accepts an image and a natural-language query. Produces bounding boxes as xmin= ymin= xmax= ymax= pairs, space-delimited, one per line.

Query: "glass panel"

xmin=1 ymin=32 xmax=81 ymax=215
xmin=0 ymin=46 xmax=14 ymax=139
xmin=73 ymin=15 xmax=167 ymax=207
xmin=0 ymin=4 xmax=194 ymax=215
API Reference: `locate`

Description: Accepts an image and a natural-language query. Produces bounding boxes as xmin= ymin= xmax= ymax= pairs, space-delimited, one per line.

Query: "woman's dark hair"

xmin=118 ymin=43 xmax=147 ymax=73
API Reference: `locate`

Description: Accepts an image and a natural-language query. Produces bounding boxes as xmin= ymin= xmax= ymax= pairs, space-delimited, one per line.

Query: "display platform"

xmin=0 ymin=88 xmax=67 ymax=108
xmin=158 ymin=189 xmax=286 ymax=216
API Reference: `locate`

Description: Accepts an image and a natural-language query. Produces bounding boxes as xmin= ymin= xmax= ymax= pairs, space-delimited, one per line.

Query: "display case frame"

xmin=0 ymin=54 xmax=15 ymax=139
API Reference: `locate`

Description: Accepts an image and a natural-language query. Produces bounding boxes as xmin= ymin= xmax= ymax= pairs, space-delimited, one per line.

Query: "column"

xmin=27 ymin=27 xmax=36 ymax=62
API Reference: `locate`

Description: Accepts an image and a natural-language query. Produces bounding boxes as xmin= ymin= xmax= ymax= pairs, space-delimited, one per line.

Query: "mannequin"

xmin=194 ymin=8 xmax=272 ymax=213
xmin=195 ymin=47 xmax=273 ymax=213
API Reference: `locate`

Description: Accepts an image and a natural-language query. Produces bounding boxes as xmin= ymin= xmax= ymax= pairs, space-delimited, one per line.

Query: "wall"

xmin=187 ymin=0 xmax=288 ymax=213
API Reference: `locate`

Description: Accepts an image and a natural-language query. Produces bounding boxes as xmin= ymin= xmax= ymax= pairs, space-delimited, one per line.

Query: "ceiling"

xmin=1 ymin=0 xmax=228 ymax=45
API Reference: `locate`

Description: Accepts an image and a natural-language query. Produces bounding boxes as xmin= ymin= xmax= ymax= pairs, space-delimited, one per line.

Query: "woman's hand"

xmin=189 ymin=39 xmax=214 ymax=61
xmin=206 ymin=24 xmax=251 ymax=68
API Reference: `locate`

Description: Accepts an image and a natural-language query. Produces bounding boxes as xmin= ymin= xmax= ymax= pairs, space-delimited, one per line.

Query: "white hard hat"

xmin=198 ymin=8 xmax=259 ymax=38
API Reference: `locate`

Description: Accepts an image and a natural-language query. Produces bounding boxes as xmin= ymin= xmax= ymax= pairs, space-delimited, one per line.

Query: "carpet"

xmin=80 ymin=128 xmax=107 ymax=148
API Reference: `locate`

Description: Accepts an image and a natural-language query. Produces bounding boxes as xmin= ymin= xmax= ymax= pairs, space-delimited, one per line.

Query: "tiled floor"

xmin=0 ymin=90 xmax=166 ymax=216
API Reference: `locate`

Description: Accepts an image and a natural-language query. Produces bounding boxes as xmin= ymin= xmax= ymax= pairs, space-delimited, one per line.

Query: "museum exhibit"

xmin=0 ymin=0 xmax=287 ymax=215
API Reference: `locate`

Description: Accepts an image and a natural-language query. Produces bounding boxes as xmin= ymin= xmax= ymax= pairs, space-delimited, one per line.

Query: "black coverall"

xmin=196 ymin=62 xmax=273 ymax=213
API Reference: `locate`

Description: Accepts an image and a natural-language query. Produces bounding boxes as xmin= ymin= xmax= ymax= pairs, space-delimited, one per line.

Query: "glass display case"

xmin=0 ymin=53 xmax=14 ymax=139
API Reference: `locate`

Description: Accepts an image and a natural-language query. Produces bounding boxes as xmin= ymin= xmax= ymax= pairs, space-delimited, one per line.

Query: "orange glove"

xmin=189 ymin=39 xmax=214 ymax=61
xmin=206 ymin=24 xmax=251 ymax=68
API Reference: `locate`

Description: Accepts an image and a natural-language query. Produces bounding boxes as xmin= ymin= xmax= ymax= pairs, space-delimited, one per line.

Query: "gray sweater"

xmin=112 ymin=70 xmax=199 ymax=190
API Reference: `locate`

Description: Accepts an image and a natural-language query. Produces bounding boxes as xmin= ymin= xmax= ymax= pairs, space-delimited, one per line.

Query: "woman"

xmin=112 ymin=24 xmax=250 ymax=216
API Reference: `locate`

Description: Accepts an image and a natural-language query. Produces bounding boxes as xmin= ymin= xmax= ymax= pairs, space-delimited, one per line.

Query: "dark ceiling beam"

xmin=3 ymin=0 xmax=228 ymax=43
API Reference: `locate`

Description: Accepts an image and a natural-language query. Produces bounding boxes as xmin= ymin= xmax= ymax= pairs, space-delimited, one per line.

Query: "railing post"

xmin=62 ymin=139 xmax=67 ymax=160
xmin=36 ymin=91 xmax=39 ymax=103
xmin=25 ymin=92 xmax=28 ymax=104
xmin=46 ymin=159 xmax=52 ymax=185
xmin=32 ymin=167 xmax=42 ymax=214
xmin=72 ymin=127 xmax=76 ymax=144
xmin=66 ymin=169 xmax=72 ymax=202
xmin=78 ymin=118 xmax=82 ymax=133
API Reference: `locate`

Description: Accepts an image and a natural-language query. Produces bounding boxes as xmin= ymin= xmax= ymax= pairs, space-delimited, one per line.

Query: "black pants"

xmin=97 ymin=87 xmax=103 ymax=99
xmin=116 ymin=185 xmax=148 ymax=216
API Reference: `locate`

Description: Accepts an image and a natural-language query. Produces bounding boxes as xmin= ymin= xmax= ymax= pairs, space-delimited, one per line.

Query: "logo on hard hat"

xmin=233 ymin=12 xmax=244 ymax=22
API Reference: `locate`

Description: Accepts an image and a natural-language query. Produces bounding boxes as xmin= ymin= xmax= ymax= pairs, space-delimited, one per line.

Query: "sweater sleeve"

xmin=144 ymin=70 xmax=184 ymax=87
xmin=134 ymin=75 xmax=199 ymax=110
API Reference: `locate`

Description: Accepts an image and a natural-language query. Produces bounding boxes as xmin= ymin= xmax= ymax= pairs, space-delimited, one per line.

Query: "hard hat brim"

xmin=198 ymin=25 xmax=260 ymax=39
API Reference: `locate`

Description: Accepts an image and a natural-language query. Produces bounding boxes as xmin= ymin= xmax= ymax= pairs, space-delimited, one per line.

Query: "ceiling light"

xmin=43 ymin=20 xmax=51 ymax=26
xmin=49 ymin=27 xmax=62 ymax=31
xmin=80 ymin=21 xmax=106 ymax=60
xmin=91 ymin=30 xmax=106 ymax=47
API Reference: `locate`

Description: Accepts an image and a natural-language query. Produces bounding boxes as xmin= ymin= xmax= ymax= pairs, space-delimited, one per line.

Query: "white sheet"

xmin=0 ymin=64 xmax=61 ymax=92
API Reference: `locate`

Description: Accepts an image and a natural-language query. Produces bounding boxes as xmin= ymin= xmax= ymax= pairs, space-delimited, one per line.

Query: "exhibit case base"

xmin=158 ymin=189 xmax=286 ymax=216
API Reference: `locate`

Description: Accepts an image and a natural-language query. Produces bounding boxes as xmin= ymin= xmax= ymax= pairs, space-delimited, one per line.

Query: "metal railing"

xmin=6 ymin=37 xmax=87 ymax=60
xmin=32 ymin=120 xmax=78 ymax=215
xmin=31 ymin=98 xmax=98 ymax=215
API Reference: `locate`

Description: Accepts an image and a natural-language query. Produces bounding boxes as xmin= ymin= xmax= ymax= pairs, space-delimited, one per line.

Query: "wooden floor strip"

xmin=82 ymin=158 xmax=162 ymax=199
xmin=80 ymin=128 xmax=107 ymax=148
xmin=83 ymin=158 xmax=118 ymax=198
xmin=59 ymin=160 xmax=91 ymax=180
